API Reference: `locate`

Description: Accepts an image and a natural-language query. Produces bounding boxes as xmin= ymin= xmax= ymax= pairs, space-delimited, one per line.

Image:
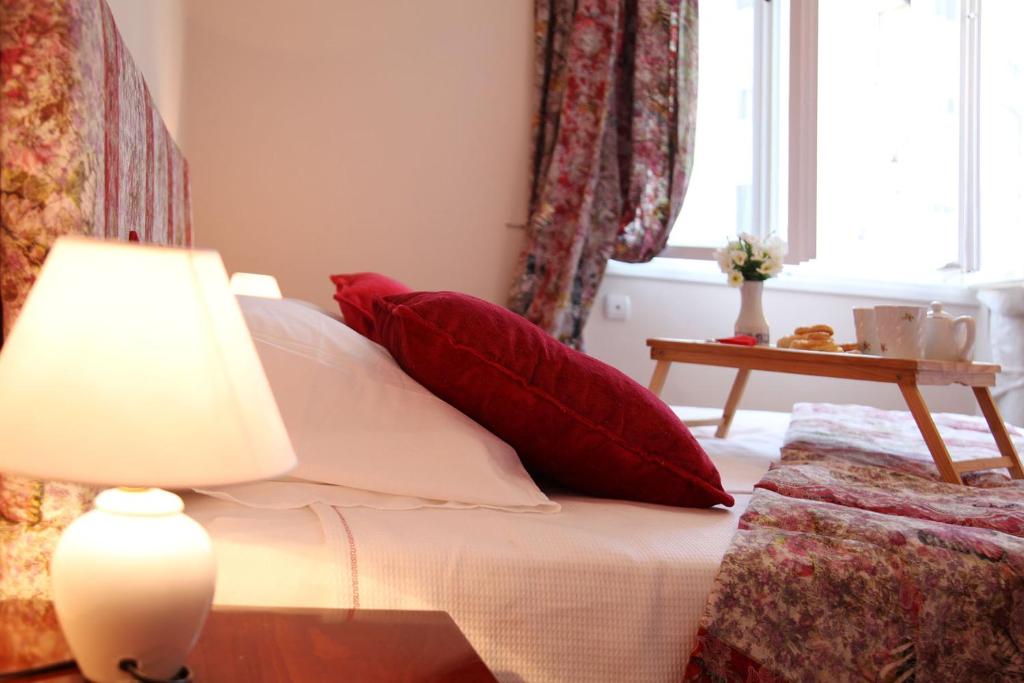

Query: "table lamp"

xmin=229 ymin=272 xmax=282 ymax=299
xmin=0 ymin=237 xmax=296 ymax=682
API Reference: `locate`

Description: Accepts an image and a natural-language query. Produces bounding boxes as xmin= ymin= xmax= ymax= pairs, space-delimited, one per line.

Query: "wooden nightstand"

xmin=0 ymin=600 xmax=497 ymax=682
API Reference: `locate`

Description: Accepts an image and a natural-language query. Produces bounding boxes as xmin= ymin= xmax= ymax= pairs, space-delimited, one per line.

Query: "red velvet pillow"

xmin=329 ymin=272 xmax=412 ymax=342
xmin=373 ymin=292 xmax=733 ymax=508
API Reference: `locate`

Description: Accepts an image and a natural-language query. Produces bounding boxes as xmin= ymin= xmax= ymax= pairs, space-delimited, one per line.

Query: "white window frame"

xmin=664 ymin=0 xmax=987 ymax=273
xmin=959 ymin=0 xmax=981 ymax=272
xmin=786 ymin=0 xmax=816 ymax=264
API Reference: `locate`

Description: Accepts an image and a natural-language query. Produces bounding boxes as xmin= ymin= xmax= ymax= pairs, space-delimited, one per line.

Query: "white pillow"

xmin=283 ymin=297 xmax=345 ymax=323
xmin=199 ymin=297 xmax=557 ymax=513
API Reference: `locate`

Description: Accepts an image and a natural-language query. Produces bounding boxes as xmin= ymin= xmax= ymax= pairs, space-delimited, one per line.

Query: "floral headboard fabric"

xmin=0 ymin=0 xmax=192 ymax=598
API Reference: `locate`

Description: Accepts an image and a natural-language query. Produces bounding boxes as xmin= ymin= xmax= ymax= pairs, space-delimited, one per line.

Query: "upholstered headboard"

xmin=0 ymin=0 xmax=192 ymax=600
xmin=0 ymin=0 xmax=192 ymax=343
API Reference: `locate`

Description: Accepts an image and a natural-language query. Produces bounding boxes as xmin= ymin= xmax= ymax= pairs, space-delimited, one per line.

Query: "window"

xmin=665 ymin=0 xmax=1024 ymax=283
xmin=667 ymin=0 xmax=757 ymax=250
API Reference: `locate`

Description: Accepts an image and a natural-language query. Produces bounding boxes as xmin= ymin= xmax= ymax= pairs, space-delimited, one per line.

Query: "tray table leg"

xmin=897 ymin=382 xmax=962 ymax=485
xmin=715 ymin=369 xmax=751 ymax=439
xmin=648 ymin=360 xmax=671 ymax=397
xmin=972 ymin=387 xmax=1024 ymax=479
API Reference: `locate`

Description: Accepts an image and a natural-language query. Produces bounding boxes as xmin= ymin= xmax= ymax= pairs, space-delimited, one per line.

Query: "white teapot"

xmin=923 ymin=301 xmax=975 ymax=362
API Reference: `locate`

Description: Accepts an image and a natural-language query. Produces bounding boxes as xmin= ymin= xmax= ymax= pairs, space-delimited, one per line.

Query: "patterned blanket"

xmin=685 ymin=403 xmax=1024 ymax=682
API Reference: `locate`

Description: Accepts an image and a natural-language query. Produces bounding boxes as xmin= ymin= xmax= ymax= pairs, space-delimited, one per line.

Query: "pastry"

xmin=795 ymin=324 xmax=834 ymax=336
xmin=777 ymin=323 xmax=849 ymax=353
xmin=790 ymin=338 xmax=840 ymax=352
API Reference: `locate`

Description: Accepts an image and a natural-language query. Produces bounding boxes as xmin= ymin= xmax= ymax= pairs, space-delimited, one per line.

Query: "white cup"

xmin=852 ymin=307 xmax=880 ymax=355
xmin=874 ymin=305 xmax=926 ymax=358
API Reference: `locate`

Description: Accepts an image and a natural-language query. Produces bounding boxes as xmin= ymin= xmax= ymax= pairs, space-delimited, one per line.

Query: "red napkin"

xmin=715 ymin=335 xmax=758 ymax=346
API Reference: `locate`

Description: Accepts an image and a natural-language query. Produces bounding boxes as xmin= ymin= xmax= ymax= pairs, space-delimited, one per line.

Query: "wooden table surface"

xmin=646 ymin=339 xmax=1024 ymax=484
xmin=647 ymin=338 xmax=1001 ymax=386
xmin=0 ymin=601 xmax=497 ymax=682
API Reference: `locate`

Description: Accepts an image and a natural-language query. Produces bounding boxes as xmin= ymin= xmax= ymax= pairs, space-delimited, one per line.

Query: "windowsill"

xmin=605 ymin=258 xmax=1022 ymax=306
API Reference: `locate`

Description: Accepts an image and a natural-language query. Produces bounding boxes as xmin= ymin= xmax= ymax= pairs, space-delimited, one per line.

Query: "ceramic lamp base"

xmin=51 ymin=488 xmax=215 ymax=683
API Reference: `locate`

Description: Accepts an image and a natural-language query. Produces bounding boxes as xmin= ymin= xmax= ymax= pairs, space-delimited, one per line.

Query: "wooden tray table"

xmin=646 ymin=339 xmax=1024 ymax=485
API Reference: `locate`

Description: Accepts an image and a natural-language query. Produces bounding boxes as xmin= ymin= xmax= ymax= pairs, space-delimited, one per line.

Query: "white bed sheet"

xmin=184 ymin=408 xmax=787 ymax=682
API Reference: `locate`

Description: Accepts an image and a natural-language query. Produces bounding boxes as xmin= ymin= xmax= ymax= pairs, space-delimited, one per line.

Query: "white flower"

xmin=758 ymin=257 xmax=783 ymax=277
xmin=738 ymin=232 xmax=759 ymax=247
xmin=713 ymin=248 xmax=732 ymax=274
xmin=719 ymin=233 xmax=784 ymax=285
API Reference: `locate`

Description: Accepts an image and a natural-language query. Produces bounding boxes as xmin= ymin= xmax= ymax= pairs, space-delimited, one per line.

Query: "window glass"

xmin=980 ymin=0 xmax=1024 ymax=278
xmin=667 ymin=0 xmax=755 ymax=248
xmin=816 ymin=0 xmax=961 ymax=274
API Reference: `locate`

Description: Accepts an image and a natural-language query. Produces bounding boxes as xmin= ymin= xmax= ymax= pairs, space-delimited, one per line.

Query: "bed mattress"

xmin=183 ymin=409 xmax=786 ymax=682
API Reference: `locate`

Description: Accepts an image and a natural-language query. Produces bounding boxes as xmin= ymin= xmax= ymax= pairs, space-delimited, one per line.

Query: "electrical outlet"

xmin=604 ymin=293 xmax=631 ymax=321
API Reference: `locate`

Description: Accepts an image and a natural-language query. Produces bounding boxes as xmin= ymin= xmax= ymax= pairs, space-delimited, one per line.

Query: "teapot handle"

xmin=953 ymin=316 xmax=976 ymax=361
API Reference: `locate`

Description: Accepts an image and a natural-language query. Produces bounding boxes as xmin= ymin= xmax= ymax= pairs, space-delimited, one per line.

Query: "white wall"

xmin=105 ymin=0 xmax=184 ymax=140
xmin=585 ymin=273 xmax=985 ymax=414
xmin=179 ymin=0 xmax=532 ymax=307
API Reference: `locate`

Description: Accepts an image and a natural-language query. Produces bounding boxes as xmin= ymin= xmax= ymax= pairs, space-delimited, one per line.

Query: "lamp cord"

xmin=0 ymin=659 xmax=192 ymax=682
xmin=120 ymin=660 xmax=193 ymax=683
xmin=0 ymin=659 xmax=75 ymax=680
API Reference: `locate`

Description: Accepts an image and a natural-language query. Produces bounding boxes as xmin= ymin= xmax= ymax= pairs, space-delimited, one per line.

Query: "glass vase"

xmin=734 ymin=280 xmax=769 ymax=344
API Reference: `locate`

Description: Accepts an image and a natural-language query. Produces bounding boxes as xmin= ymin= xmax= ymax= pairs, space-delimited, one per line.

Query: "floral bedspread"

xmin=685 ymin=403 xmax=1024 ymax=682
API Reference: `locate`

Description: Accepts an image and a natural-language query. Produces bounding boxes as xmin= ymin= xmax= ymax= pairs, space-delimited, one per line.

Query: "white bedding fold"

xmin=197 ymin=479 xmax=560 ymax=513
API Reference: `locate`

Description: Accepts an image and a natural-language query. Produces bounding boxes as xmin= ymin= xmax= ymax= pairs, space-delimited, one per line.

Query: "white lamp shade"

xmin=0 ymin=237 xmax=296 ymax=488
xmin=229 ymin=272 xmax=282 ymax=299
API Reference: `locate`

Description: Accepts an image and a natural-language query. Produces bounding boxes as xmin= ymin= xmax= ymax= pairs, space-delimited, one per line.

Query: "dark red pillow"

xmin=329 ymin=272 xmax=412 ymax=342
xmin=373 ymin=292 xmax=733 ymax=508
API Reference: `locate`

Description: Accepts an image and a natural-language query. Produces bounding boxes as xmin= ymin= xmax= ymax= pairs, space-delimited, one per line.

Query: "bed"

xmin=4 ymin=3 xmax=1024 ymax=683
xmin=185 ymin=294 xmax=1024 ymax=681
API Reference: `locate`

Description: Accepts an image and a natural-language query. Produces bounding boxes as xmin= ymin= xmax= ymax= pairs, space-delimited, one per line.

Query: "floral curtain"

xmin=508 ymin=0 xmax=698 ymax=349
